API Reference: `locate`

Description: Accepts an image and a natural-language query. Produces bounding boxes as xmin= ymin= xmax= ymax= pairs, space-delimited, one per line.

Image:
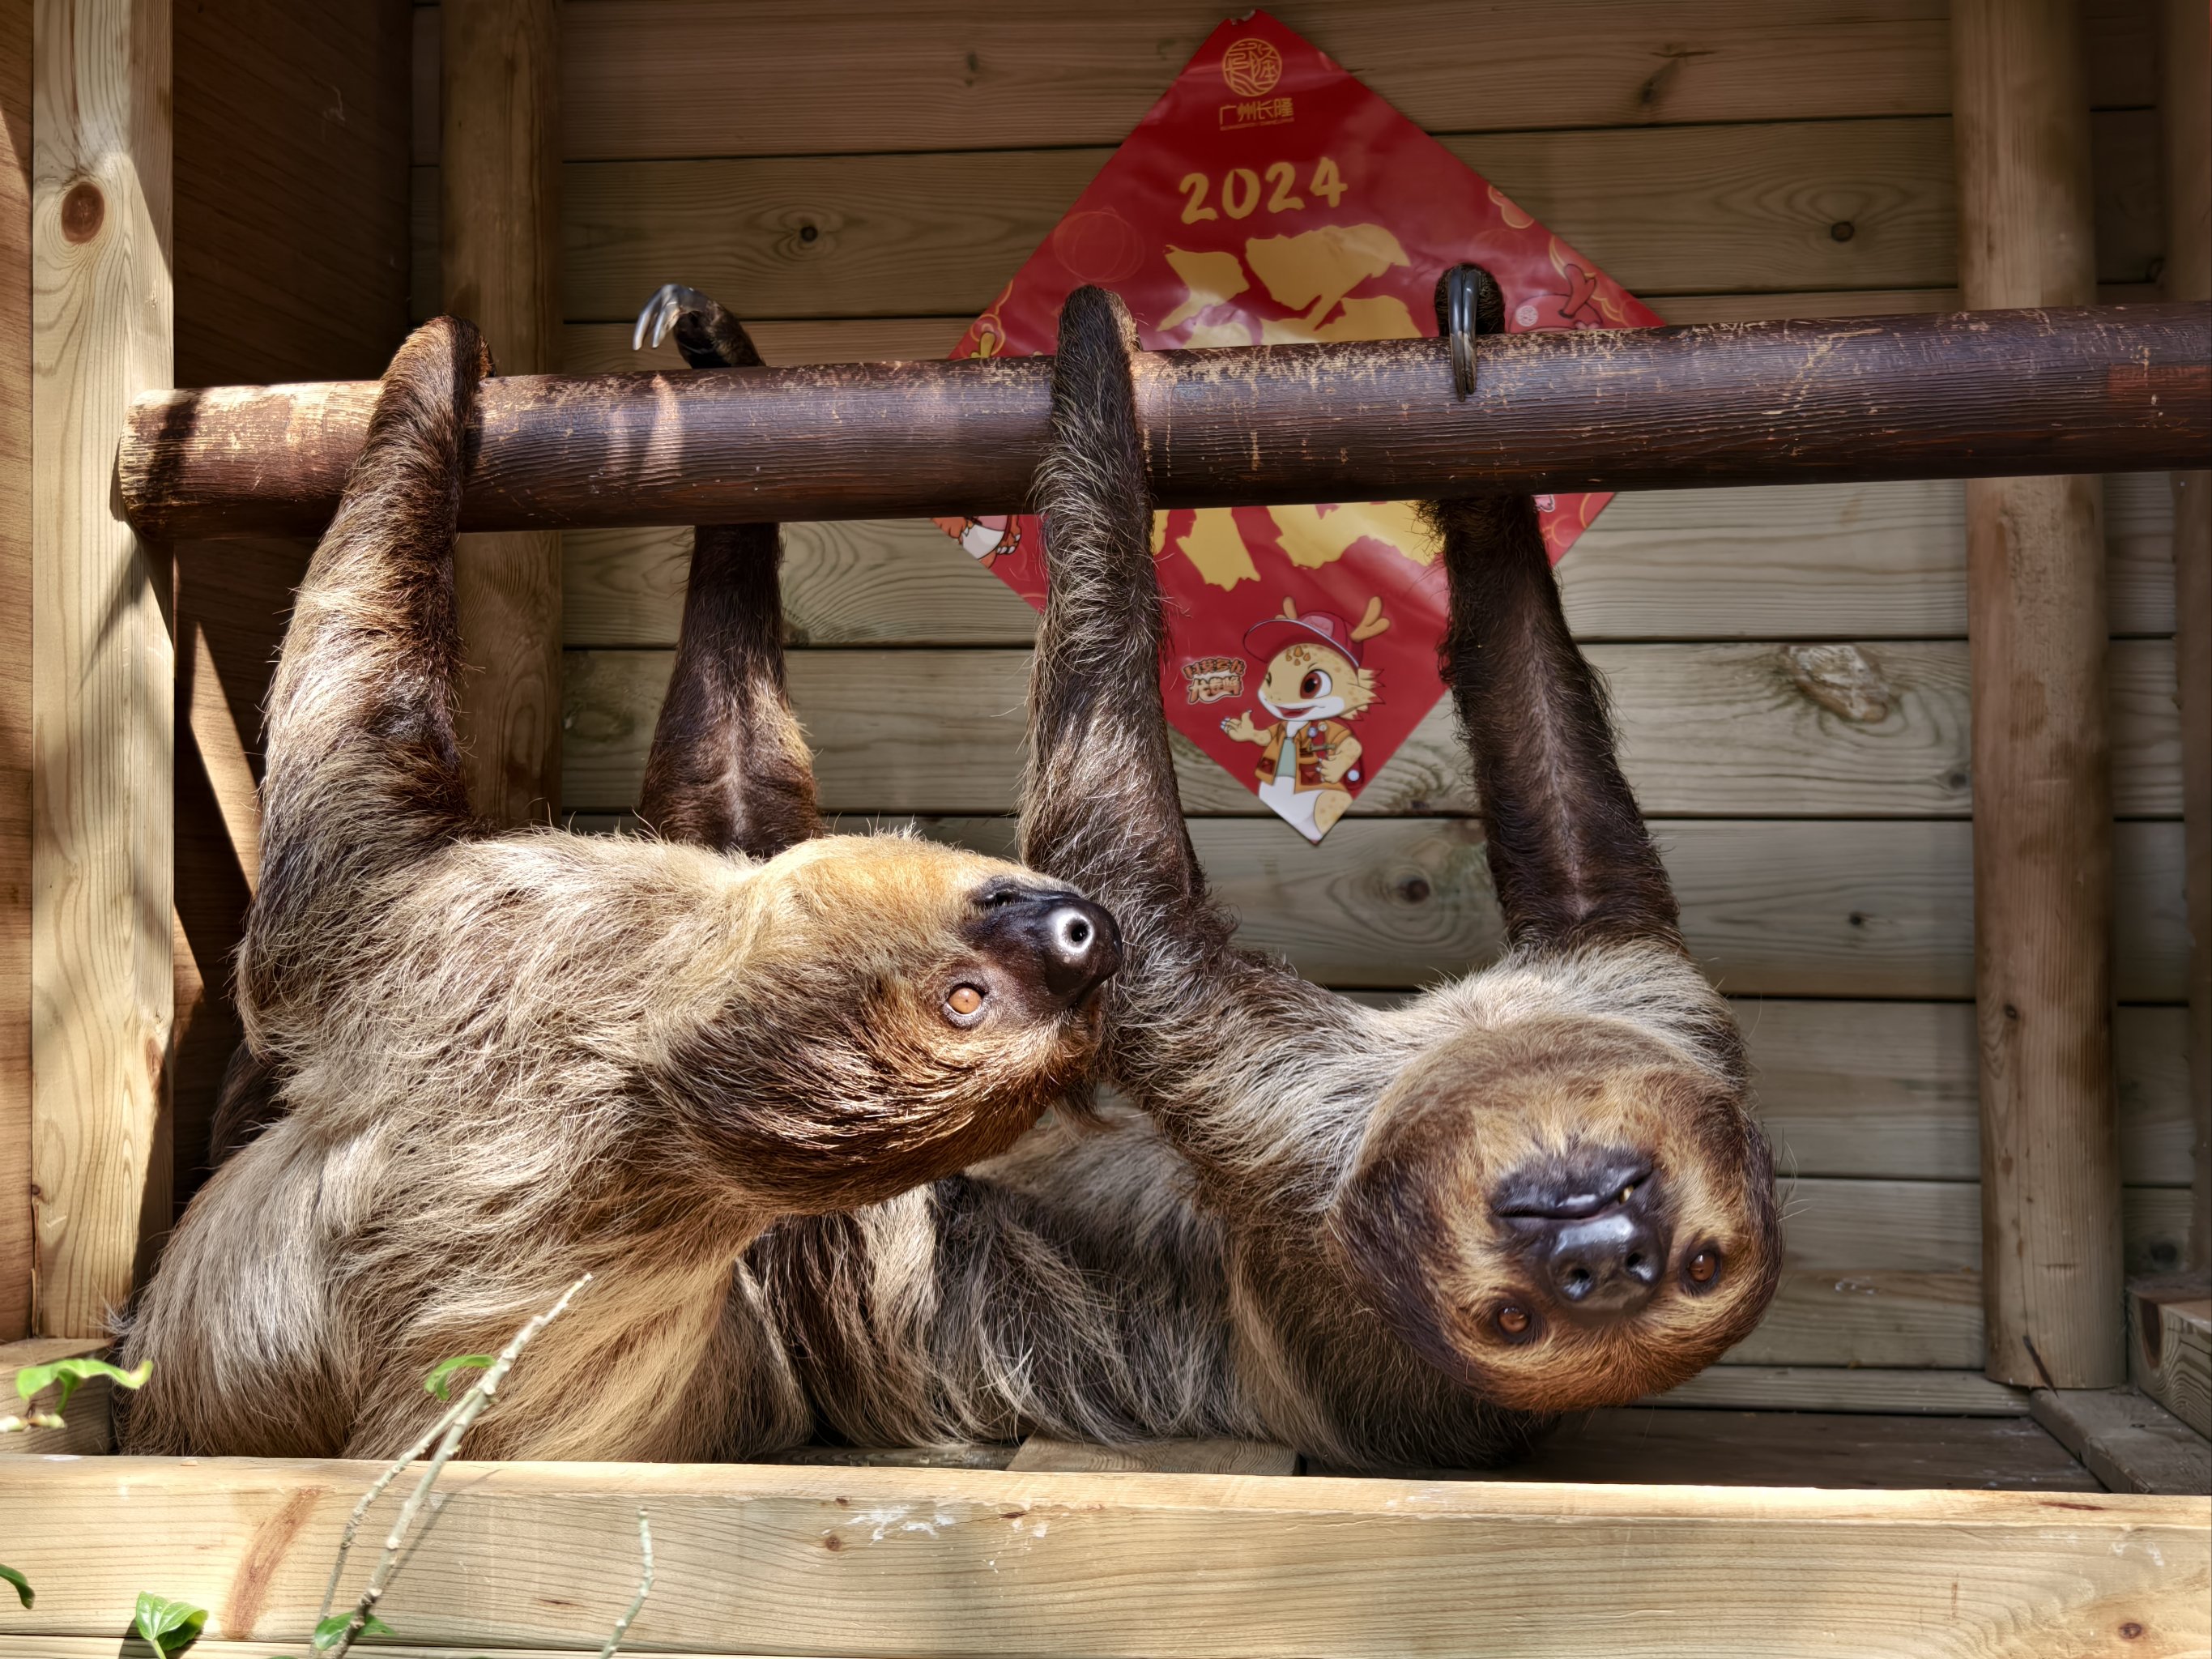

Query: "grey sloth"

xmin=118 ymin=314 xmax=1120 ymax=1461
xmin=639 ymin=280 xmax=1780 ymax=1470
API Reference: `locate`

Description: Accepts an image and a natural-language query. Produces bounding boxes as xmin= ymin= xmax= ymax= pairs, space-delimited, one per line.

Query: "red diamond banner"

xmin=937 ymin=11 xmax=1659 ymax=841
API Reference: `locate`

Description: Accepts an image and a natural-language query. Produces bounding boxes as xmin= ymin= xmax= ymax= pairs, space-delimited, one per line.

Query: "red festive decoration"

xmin=937 ymin=11 xmax=1658 ymax=840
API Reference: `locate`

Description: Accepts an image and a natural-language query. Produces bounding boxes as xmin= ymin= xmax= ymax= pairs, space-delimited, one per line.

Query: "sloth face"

xmin=1331 ymin=1016 xmax=1780 ymax=1413
xmin=665 ymin=834 xmax=1121 ymax=1211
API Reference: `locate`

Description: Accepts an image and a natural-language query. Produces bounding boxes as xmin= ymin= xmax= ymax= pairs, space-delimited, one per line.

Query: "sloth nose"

xmin=1036 ymin=898 xmax=1122 ymax=1002
xmin=980 ymin=890 xmax=1122 ymax=1004
xmin=1495 ymin=1155 xmax=1669 ymax=1321
xmin=1545 ymin=1207 xmax=1664 ymax=1317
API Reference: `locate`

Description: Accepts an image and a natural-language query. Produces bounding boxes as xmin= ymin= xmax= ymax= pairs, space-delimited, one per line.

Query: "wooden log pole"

xmin=30 ymin=0 xmax=173 ymax=1337
xmin=116 ymin=303 xmax=2210 ymax=539
xmin=1953 ymin=0 xmax=2123 ymax=1388
xmin=2162 ymin=0 xmax=2212 ymax=1273
xmin=441 ymin=0 xmax=560 ymax=825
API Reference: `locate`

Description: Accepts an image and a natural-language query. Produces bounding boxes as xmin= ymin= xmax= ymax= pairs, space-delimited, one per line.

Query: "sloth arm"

xmin=634 ymin=287 xmax=822 ymax=856
xmin=235 ymin=317 xmax=488 ymax=1043
xmin=1425 ymin=266 xmax=1678 ymax=957
xmin=1430 ymin=496 xmax=1676 ymax=951
xmin=1020 ymin=289 xmax=1364 ymax=1147
xmin=207 ymin=320 xmax=493 ymax=1157
xmin=1423 ymin=267 xmax=1741 ymax=1077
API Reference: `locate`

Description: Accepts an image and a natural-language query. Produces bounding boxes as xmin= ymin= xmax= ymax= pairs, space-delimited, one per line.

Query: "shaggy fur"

xmin=648 ymin=281 xmax=1780 ymax=1469
xmin=118 ymin=316 xmax=1116 ymax=1461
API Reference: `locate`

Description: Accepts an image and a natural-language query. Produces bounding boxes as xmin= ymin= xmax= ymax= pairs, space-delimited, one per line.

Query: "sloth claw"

xmin=633 ymin=282 xmax=717 ymax=353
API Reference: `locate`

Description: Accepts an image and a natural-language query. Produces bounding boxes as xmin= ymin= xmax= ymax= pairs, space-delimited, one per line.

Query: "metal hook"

xmin=1445 ymin=265 xmax=1484 ymax=403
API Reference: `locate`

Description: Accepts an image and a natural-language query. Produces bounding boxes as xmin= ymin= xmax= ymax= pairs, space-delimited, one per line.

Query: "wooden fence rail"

xmin=120 ymin=302 xmax=2210 ymax=539
xmin=1 ymin=1456 xmax=2204 ymax=1658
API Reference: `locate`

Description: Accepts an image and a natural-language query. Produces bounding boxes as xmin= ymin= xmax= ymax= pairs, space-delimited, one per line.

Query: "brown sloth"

xmin=117 ymin=313 xmax=1121 ymax=1461
xmin=629 ymin=280 xmax=1781 ymax=1469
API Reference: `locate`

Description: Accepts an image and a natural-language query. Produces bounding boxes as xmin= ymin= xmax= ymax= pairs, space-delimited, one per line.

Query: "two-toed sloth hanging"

xmin=122 ymin=275 xmax=1779 ymax=1468
xmin=936 ymin=10 xmax=1660 ymax=841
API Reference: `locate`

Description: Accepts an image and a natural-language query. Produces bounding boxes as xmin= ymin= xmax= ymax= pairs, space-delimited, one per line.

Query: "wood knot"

xmin=1782 ymin=643 xmax=1890 ymax=723
xmin=1396 ymin=875 xmax=1432 ymax=904
xmin=62 ymin=181 xmax=105 ymax=243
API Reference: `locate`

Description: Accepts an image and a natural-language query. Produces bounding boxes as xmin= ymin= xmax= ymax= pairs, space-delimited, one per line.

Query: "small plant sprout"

xmin=132 ymin=1593 xmax=207 ymax=1657
xmin=421 ymin=1355 xmax=493 ymax=1401
xmin=1 ymin=1357 xmax=151 ymax=1433
xmin=1 ymin=1565 xmax=31 ymax=1609
xmin=315 ymin=1274 xmax=593 ymax=1659
xmin=312 ymin=1612 xmax=392 ymax=1650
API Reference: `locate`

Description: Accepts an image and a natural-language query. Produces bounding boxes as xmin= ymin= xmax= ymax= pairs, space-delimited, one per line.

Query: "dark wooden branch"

xmin=122 ymin=303 xmax=2210 ymax=539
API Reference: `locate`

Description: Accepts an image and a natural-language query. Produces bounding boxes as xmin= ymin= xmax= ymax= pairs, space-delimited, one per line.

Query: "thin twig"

xmin=318 ymin=1391 xmax=475 ymax=1619
xmin=324 ymin=1274 xmax=593 ymax=1659
xmin=595 ymin=1510 xmax=654 ymax=1659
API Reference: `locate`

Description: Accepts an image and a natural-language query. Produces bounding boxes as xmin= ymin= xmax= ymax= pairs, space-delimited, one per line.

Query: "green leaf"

xmin=422 ymin=1354 xmax=494 ymax=1400
xmin=132 ymin=1593 xmax=207 ymax=1656
xmin=312 ymin=1612 xmax=394 ymax=1649
xmin=15 ymin=1357 xmax=153 ymax=1420
xmin=0 ymin=1564 xmax=30 ymax=1609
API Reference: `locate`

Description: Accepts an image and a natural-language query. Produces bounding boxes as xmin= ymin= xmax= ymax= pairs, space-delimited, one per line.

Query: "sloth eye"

xmin=1299 ymin=669 xmax=1331 ymax=699
xmin=1494 ymin=1303 xmax=1534 ymax=1340
xmin=944 ymin=984 xmax=987 ymax=1020
xmin=1685 ymin=1246 xmax=1722 ymax=1290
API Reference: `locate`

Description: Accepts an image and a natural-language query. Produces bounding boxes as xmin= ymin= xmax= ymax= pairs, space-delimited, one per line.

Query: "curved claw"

xmin=633 ymin=283 xmax=715 ymax=353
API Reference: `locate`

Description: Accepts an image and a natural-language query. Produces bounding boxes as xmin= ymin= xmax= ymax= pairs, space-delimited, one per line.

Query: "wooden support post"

xmin=0 ymin=0 xmax=32 ymax=1341
xmin=441 ymin=0 xmax=561 ymax=825
xmin=1953 ymin=0 xmax=2124 ymax=1388
xmin=2163 ymin=0 xmax=2212 ymax=1273
xmin=29 ymin=0 xmax=173 ymax=1336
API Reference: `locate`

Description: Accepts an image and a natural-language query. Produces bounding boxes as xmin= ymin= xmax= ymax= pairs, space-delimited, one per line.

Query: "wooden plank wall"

xmin=400 ymin=0 xmax=2191 ymax=1380
xmin=0 ymin=0 xmax=30 ymax=1341
xmin=168 ymin=0 xmax=415 ymax=1209
xmin=30 ymin=0 xmax=176 ymax=1337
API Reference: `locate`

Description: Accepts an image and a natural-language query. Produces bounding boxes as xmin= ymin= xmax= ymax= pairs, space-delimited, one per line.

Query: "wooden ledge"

xmin=0 ymin=1456 xmax=2202 ymax=1657
xmin=2129 ymin=1275 xmax=2212 ymax=1438
xmin=2031 ymin=1385 xmax=2212 ymax=1495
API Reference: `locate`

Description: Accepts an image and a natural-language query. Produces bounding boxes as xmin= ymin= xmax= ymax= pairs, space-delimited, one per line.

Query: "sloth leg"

xmin=1427 ymin=268 xmax=1681 ymax=957
xmin=633 ymin=286 xmax=821 ymax=858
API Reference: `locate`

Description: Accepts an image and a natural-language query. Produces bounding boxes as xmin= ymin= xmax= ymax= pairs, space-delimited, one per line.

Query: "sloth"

xmin=117 ymin=313 xmax=1122 ymax=1461
xmin=633 ymin=277 xmax=1780 ymax=1469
